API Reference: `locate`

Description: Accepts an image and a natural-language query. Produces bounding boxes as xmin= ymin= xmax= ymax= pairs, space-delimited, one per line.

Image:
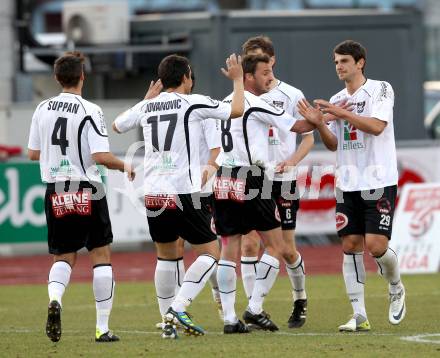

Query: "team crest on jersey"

xmin=272 ymin=100 xmax=284 ymax=108
xmin=335 ymin=212 xmax=348 ymax=231
xmin=51 ymin=191 xmax=92 ymax=218
xmin=356 ymin=101 xmax=366 ymax=113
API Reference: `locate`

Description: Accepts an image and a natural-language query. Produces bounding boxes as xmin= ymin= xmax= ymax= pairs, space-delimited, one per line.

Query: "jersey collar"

xmin=346 ymin=78 xmax=374 ymax=98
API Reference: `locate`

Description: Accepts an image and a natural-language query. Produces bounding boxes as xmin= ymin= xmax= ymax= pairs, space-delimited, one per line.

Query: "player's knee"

xmin=342 ymin=240 xmax=361 ymax=253
xmin=90 ymin=245 xmax=111 ymax=264
xmin=242 ymin=241 xmax=259 ymax=256
xmin=366 ymin=241 xmax=387 ymax=257
xmin=281 ymin=250 xmax=296 ymax=264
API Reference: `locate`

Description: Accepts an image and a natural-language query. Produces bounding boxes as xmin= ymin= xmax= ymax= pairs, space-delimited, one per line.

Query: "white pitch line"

xmin=400 ymin=334 xmax=440 ymax=345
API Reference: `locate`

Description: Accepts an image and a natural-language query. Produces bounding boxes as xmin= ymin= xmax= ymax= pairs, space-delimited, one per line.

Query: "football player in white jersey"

xmin=239 ymin=35 xmax=313 ymax=328
xmin=113 ymin=53 xmax=244 ymax=336
xmin=27 ymin=51 xmax=135 ymax=343
xmin=298 ymin=40 xmax=406 ymax=332
xmin=213 ymin=54 xmax=315 ymax=333
xmin=154 ymin=118 xmax=224 ymax=329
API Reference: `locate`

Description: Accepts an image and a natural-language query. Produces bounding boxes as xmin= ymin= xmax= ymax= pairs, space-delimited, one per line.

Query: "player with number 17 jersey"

xmin=114 ymin=93 xmax=231 ymax=195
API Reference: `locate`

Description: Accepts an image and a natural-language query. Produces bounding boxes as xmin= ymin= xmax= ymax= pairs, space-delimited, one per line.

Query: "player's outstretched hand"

xmin=125 ymin=163 xmax=136 ymax=181
xmin=144 ymin=79 xmax=163 ymax=100
xmin=221 ymin=54 xmax=243 ymax=81
xmin=321 ymin=100 xmax=353 ymax=121
xmin=298 ymin=99 xmax=323 ymax=126
xmin=314 ymin=99 xmax=352 ymax=118
xmin=275 ymin=160 xmax=295 ymax=174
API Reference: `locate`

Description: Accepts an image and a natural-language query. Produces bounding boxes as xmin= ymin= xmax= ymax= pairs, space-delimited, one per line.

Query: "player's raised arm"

xmin=221 ymin=53 xmax=244 ymax=119
xmin=144 ymin=79 xmax=163 ymax=100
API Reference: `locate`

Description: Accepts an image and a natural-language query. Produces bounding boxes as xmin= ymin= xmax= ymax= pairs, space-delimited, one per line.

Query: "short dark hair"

xmin=158 ymin=55 xmax=191 ymax=89
xmin=242 ymin=36 xmax=275 ymax=57
xmin=54 ymin=51 xmax=85 ymax=88
xmin=242 ymin=54 xmax=271 ymax=76
xmin=333 ymin=40 xmax=367 ymax=72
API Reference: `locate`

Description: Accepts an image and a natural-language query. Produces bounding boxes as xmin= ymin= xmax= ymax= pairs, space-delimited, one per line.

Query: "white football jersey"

xmin=328 ymin=79 xmax=398 ymax=191
xmin=218 ymin=91 xmax=296 ymax=169
xmin=261 ymin=80 xmax=307 ymax=181
xmin=199 ymin=118 xmax=221 ymax=193
xmin=114 ymin=92 xmax=231 ymax=194
xmin=28 ymin=92 xmax=109 ymax=183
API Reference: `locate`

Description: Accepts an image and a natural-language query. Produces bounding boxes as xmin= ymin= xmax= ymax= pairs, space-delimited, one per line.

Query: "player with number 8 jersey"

xmin=213 ymin=54 xmax=315 ymax=333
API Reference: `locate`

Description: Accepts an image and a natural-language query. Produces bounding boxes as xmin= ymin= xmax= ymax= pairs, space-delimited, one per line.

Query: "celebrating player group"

xmin=27 ymin=36 xmax=406 ymax=342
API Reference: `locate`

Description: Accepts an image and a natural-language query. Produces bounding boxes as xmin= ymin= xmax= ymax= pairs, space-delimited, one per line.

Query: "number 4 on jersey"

xmin=51 ymin=117 xmax=69 ymax=155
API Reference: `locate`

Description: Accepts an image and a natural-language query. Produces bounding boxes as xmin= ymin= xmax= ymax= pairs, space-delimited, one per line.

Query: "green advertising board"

xmin=0 ymin=161 xmax=47 ymax=243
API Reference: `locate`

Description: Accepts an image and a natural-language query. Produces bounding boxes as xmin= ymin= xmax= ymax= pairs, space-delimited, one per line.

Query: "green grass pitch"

xmin=1 ymin=274 xmax=439 ymax=357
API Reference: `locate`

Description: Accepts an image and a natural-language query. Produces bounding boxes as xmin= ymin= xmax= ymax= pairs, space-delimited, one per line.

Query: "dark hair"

xmin=242 ymin=54 xmax=271 ymax=76
xmin=158 ymin=54 xmax=192 ymax=89
xmin=242 ymin=35 xmax=275 ymax=57
xmin=54 ymin=51 xmax=85 ymax=88
xmin=333 ymin=40 xmax=367 ymax=72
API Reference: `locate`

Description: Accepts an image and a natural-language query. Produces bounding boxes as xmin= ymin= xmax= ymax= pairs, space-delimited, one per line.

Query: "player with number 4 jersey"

xmin=28 ymin=51 xmax=135 ymax=344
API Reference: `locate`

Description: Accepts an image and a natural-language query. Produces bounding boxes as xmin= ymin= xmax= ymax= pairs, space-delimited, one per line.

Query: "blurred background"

xmin=0 ymin=1 xmax=439 ymax=275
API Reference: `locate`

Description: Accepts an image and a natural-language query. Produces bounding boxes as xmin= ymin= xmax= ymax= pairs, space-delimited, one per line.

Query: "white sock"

xmin=155 ymin=259 xmax=177 ymax=316
xmin=248 ymin=253 xmax=279 ymax=315
xmin=241 ymin=256 xmax=258 ymax=300
xmin=209 ymin=265 xmax=221 ymax=302
xmin=286 ymin=253 xmax=307 ymax=301
xmin=48 ymin=261 xmax=72 ymax=307
xmin=375 ymin=248 xmax=402 ymax=294
xmin=343 ymin=252 xmax=367 ymax=318
xmin=171 ymin=255 xmax=217 ymax=312
xmin=217 ymin=260 xmax=237 ymax=324
xmin=176 ymin=257 xmax=185 ymax=294
xmin=93 ymin=264 xmax=115 ymax=334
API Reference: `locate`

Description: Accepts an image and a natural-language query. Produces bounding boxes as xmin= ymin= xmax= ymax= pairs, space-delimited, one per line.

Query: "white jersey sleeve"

xmin=370 ymin=81 xmax=394 ymax=123
xmin=114 ymin=100 xmax=145 ymax=133
xmin=188 ymin=94 xmax=231 ymax=121
xmin=88 ymin=105 xmax=110 ymax=154
xmin=290 ymin=89 xmax=305 ymax=120
xmin=28 ymin=107 xmax=41 ymax=150
xmin=253 ymin=97 xmax=296 ymax=133
xmin=202 ymin=118 xmax=221 ymax=150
